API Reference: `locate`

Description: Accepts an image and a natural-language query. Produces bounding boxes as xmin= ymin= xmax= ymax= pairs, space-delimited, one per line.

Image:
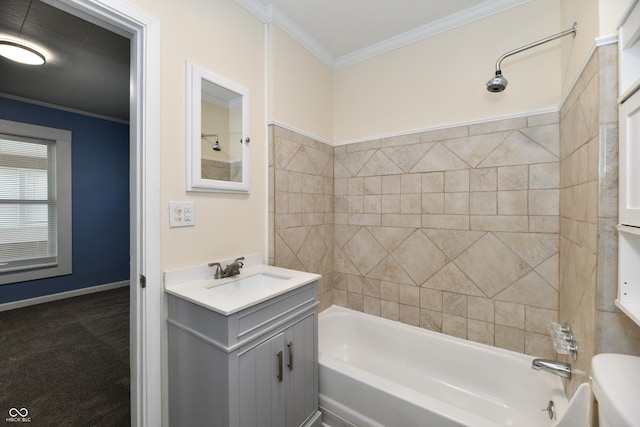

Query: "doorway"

xmin=38 ymin=0 xmax=161 ymax=425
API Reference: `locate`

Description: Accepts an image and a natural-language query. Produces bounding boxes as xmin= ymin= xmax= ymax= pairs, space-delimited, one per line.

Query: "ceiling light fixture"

xmin=0 ymin=40 xmax=46 ymax=65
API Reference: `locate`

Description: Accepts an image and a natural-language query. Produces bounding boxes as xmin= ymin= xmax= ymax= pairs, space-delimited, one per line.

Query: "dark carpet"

xmin=0 ymin=287 xmax=130 ymax=426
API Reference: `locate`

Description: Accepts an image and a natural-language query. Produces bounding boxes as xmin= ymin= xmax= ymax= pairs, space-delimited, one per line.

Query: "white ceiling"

xmin=235 ymin=0 xmax=532 ymax=69
xmin=0 ymin=0 xmax=531 ymax=121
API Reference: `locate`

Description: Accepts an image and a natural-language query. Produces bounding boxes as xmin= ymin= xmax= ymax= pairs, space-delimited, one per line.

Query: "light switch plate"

xmin=169 ymin=201 xmax=195 ymax=227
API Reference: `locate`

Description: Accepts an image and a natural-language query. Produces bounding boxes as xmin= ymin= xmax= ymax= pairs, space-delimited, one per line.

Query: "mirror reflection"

xmin=186 ymin=61 xmax=250 ymax=193
xmin=200 ymin=79 xmax=243 ymax=182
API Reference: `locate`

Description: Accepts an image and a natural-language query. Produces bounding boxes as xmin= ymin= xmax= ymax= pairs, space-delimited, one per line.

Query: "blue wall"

xmin=0 ymin=97 xmax=130 ymax=303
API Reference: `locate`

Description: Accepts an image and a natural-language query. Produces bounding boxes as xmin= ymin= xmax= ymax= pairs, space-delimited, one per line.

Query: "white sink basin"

xmin=164 ymin=259 xmax=321 ymax=315
xmin=208 ymin=272 xmax=291 ymax=296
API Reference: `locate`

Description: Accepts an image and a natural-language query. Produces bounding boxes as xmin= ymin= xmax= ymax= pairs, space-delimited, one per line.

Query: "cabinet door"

xmin=284 ymin=313 xmax=317 ymax=427
xmin=238 ymin=332 xmax=285 ymax=427
xmin=620 ymin=90 xmax=640 ymax=226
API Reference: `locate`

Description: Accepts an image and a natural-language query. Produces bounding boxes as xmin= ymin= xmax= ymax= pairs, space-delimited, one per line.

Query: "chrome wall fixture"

xmin=201 ymin=133 xmax=221 ymax=151
xmin=486 ymin=22 xmax=577 ymax=93
xmin=549 ymin=321 xmax=578 ymax=361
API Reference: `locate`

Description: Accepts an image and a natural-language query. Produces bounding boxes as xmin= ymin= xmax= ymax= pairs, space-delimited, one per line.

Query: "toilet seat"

xmin=591 ymin=353 xmax=640 ymax=427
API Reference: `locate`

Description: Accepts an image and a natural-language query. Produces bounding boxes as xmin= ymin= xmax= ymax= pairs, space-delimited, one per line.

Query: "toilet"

xmin=590 ymin=353 xmax=640 ymax=427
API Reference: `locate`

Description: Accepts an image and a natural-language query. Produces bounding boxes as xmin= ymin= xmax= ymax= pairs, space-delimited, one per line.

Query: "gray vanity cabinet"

xmin=167 ymin=281 xmax=322 ymax=427
xmin=238 ymin=312 xmax=316 ymax=427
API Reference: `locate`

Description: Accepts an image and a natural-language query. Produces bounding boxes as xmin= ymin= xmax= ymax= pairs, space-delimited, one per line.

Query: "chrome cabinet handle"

xmin=277 ymin=350 xmax=283 ymax=382
xmin=287 ymin=341 xmax=293 ymax=371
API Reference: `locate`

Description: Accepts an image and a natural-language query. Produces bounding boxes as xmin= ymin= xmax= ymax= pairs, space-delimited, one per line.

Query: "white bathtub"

xmin=318 ymin=306 xmax=590 ymax=427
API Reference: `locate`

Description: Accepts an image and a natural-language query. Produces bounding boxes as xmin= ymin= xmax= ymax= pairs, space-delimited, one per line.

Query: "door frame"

xmin=41 ymin=0 xmax=161 ymax=425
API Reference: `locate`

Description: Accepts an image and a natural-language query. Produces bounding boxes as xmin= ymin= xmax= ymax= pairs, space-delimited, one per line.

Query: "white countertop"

xmin=164 ymin=255 xmax=321 ymax=315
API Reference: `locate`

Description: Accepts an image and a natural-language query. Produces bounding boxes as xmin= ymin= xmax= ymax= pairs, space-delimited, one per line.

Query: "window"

xmin=0 ymin=119 xmax=71 ymax=285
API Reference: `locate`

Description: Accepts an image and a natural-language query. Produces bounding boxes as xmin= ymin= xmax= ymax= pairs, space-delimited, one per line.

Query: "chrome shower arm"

xmin=495 ymin=22 xmax=577 ymax=73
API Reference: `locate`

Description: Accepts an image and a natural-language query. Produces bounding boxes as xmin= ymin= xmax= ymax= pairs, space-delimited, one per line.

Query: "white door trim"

xmin=40 ymin=1 xmax=161 ymax=425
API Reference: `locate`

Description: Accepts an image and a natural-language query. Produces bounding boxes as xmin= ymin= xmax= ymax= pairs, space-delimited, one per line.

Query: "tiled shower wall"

xmin=559 ymin=43 xmax=640 ymax=398
xmin=331 ymin=116 xmax=559 ymax=357
xmin=270 ymin=116 xmax=561 ymax=358
xmin=268 ymin=126 xmax=336 ymax=310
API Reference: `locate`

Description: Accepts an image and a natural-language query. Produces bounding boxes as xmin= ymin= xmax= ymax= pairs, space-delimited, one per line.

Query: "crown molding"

xmin=267 ymin=4 xmax=336 ymax=67
xmin=335 ymin=0 xmax=533 ymax=69
xmin=236 ymin=0 xmax=532 ymax=70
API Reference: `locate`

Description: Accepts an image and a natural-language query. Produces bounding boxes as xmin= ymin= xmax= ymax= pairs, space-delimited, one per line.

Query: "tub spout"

xmin=532 ymin=358 xmax=571 ymax=379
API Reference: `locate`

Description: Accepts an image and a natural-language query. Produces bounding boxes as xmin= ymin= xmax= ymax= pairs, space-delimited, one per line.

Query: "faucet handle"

xmin=234 ymin=256 xmax=245 ymax=268
xmin=208 ymin=262 xmax=223 ymax=279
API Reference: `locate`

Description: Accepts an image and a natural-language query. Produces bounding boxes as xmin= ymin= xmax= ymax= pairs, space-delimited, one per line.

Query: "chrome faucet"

xmin=208 ymin=257 xmax=245 ymax=279
xmin=532 ymin=358 xmax=571 ymax=379
xmin=208 ymin=262 xmax=223 ymax=279
xmin=221 ymin=256 xmax=244 ymax=278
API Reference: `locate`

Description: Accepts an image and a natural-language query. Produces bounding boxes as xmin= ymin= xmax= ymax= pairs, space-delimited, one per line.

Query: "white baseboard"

xmin=0 ymin=280 xmax=129 ymax=312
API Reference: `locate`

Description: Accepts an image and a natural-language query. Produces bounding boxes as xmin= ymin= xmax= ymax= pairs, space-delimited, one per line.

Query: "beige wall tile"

xmin=399 ymin=284 xmax=420 ymax=306
xmin=381 ymin=174 xmax=401 ymax=193
xmin=470 ymin=192 xmax=497 ymax=215
xmin=445 ymin=169 xmax=469 ymax=192
xmin=468 ymin=296 xmax=494 ymax=322
xmin=468 ymin=319 xmax=494 ymax=346
xmin=530 ymin=189 xmax=559 ymax=215
xmin=498 ymin=191 xmax=528 ymax=215
xmin=420 ymin=287 xmax=443 ymax=311
xmin=381 ymin=300 xmax=399 ymax=320
xmin=400 ymin=304 xmax=420 ymax=326
xmin=470 ymin=168 xmax=497 ymax=191
xmin=495 ymin=325 xmax=524 ymax=352
xmin=381 ymin=281 xmax=399 ymax=302
xmin=422 ymin=172 xmax=444 ymax=192
xmin=363 ymin=296 xmax=381 ymax=316
xmin=422 ymin=193 xmax=444 ymax=214
xmin=445 ymin=193 xmax=469 ymax=214
xmin=382 ymin=214 xmax=421 ymax=227
xmin=401 ymin=194 xmax=422 ymax=214
xmin=495 ymin=301 xmax=525 ymax=328
xmin=530 ymin=163 xmax=559 ymax=189
xmin=419 ymin=308 xmax=442 ymax=331
xmin=498 ymin=165 xmax=528 ymax=190
xmin=401 ymin=173 xmax=422 ymax=193
xmin=470 ymin=215 xmax=528 ymax=232
xmin=525 ymin=331 xmax=554 ymax=358
xmin=443 ymin=292 xmax=467 ymax=316
xmin=525 ymin=306 xmax=557 ymax=334
xmin=443 ymin=314 xmax=467 ymax=339
xmin=422 ymin=214 xmax=470 ymax=230
xmin=364 ymin=176 xmax=381 ymax=194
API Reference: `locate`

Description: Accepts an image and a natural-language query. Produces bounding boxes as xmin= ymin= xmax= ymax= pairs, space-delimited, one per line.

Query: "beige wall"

xmin=560 ymin=0 xmax=634 ymax=98
xmin=268 ymin=25 xmax=334 ymax=143
xmin=333 ymin=0 xmax=562 ymax=144
xmin=129 ymin=0 xmax=267 ymax=270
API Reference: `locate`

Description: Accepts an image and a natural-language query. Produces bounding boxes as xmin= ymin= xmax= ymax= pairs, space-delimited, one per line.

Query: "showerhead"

xmin=202 ymin=133 xmax=222 ymax=151
xmin=487 ymin=70 xmax=508 ymax=93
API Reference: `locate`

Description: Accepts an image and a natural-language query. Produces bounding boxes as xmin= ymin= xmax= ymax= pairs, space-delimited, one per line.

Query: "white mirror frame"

xmin=186 ymin=61 xmax=250 ymax=192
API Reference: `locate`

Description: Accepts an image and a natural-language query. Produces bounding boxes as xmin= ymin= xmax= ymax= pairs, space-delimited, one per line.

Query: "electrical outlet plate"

xmin=169 ymin=201 xmax=195 ymax=227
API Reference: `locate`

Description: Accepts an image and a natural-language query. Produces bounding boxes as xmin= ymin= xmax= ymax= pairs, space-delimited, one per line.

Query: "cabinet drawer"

xmin=237 ymin=282 xmax=317 ymax=341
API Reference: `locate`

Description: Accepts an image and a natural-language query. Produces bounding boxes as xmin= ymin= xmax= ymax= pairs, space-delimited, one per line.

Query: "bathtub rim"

xmin=318 ymin=304 xmax=573 ymax=427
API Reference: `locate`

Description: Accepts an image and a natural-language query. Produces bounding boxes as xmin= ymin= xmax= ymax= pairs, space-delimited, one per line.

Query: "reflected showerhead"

xmin=487 ymin=70 xmax=508 ymax=93
xmin=202 ymin=133 xmax=222 ymax=151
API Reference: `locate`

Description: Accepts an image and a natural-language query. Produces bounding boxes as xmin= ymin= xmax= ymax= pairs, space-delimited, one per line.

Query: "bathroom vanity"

xmin=165 ymin=257 xmax=322 ymax=427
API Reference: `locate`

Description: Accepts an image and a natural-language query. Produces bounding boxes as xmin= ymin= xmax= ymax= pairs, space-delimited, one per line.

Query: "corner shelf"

xmin=617 ymin=225 xmax=640 ymax=327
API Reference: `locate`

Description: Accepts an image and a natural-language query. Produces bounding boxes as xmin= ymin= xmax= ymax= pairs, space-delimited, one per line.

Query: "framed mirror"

xmin=186 ymin=62 xmax=250 ymax=192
